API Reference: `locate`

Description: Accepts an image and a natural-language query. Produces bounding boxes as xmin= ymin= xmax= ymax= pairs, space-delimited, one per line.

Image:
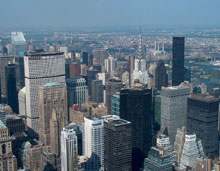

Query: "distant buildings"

xmin=172 ymin=37 xmax=185 ymax=86
xmin=161 ymin=85 xmax=190 ymax=144
xmin=91 ymin=79 xmax=104 ymax=103
xmin=93 ymin=49 xmax=108 ymax=66
xmin=104 ymin=55 xmax=116 ymax=77
xmin=24 ymin=52 xmax=65 ymax=136
xmin=11 ymin=32 xmax=26 ymax=56
xmin=87 ymin=69 xmax=99 ymax=97
xmin=187 ymin=94 xmax=219 ymax=158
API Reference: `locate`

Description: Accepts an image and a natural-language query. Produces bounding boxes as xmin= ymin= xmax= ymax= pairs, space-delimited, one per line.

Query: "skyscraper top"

xmin=190 ymin=94 xmax=218 ymax=103
xmin=136 ymin=30 xmax=145 ymax=60
xmin=11 ymin=32 xmax=26 ymax=45
xmin=26 ymin=51 xmax=64 ymax=57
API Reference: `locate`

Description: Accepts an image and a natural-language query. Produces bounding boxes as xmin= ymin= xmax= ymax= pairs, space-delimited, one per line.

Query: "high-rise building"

xmin=24 ymin=52 xmax=65 ymax=136
xmin=0 ymin=56 xmax=13 ymax=102
xmin=120 ymin=86 xmax=152 ymax=171
xmin=104 ymin=55 xmax=116 ymax=77
xmin=155 ymin=60 xmax=168 ymax=91
xmin=106 ymin=78 xmax=123 ymax=114
xmin=5 ymin=63 xmax=18 ymax=113
xmin=91 ymin=79 xmax=104 ymax=103
xmin=0 ymin=120 xmax=17 ymax=171
xmin=83 ymin=117 xmax=104 ymax=169
xmin=11 ymin=32 xmax=26 ymax=56
xmin=143 ymin=146 xmax=173 ymax=171
xmin=39 ymin=82 xmax=67 ymax=148
xmin=191 ymin=66 xmax=201 ymax=88
xmin=93 ymin=64 xmax=102 ymax=73
xmin=187 ymin=94 xmax=219 ymax=158
xmin=61 ymin=125 xmax=78 ymax=171
xmin=15 ymin=56 xmax=25 ymax=91
xmin=18 ymin=87 xmax=26 ymax=116
xmin=172 ymin=37 xmax=185 ymax=86
xmin=111 ymin=92 xmax=120 ymax=116
xmin=0 ymin=110 xmax=6 ymax=125
xmin=87 ymin=69 xmax=99 ymax=97
xmin=82 ymin=51 xmax=89 ymax=65
xmin=69 ymin=62 xmax=81 ymax=78
xmin=129 ymin=56 xmax=134 ymax=86
xmin=66 ymin=78 xmax=88 ymax=109
xmin=93 ymin=49 xmax=107 ymax=66
xmin=132 ymin=34 xmax=149 ymax=86
xmin=161 ymin=85 xmax=190 ymax=144
xmin=104 ymin=116 xmax=132 ymax=171
xmin=208 ymin=68 xmax=220 ymax=93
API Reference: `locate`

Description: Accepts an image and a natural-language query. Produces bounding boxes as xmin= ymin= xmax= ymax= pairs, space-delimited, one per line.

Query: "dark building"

xmin=104 ymin=118 xmax=132 ymax=171
xmin=184 ymin=67 xmax=191 ymax=82
xmin=208 ymin=69 xmax=220 ymax=93
xmin=69 ymin=62 xmax=81 ymax=78
xmin=106 ymin=78 xmax=123 ymax=114
xmin=82 ymin=51 xmax=89 ymax=65
xmin=65 ymin=58 xmax=71 ymax=79
xmin=143 ymin=147 xmax=173 ymax=171
xmin=5 ymin=63 xmax=19 ymax=113
xmin=172 ymin=37 xmax=185 ymax=86
xmin=155 ymin=60 xmax=168 ymax=91
xmin=187 ymin=94 xmax=219 ymax=158
xmin=120 ymin=86 xmax=152 ymax=171
xmin=93 ymin=64 xmax=102 ymax=73
xmin=6 ymin=115 xmax=26 ymax=136
xmin=15 ymin=56 xmax=25 ymax=91
xmin=88 ymin=54 xmax=94 ymax=67
xmin=91 ymin=79 xmax=104 ymax=103
xmin=87 ymin=69 xmax=99 ymax=97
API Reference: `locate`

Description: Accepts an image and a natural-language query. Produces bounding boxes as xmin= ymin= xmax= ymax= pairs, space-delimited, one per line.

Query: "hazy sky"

xmin=1 ymin=0 xmax=220 ymax=28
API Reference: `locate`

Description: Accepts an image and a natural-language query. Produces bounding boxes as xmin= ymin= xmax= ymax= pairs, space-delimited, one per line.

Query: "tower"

xmin=155 ymin=60 xmax=168 ymax=91
xmin=172 ymin=37 xmax=185 ymax=86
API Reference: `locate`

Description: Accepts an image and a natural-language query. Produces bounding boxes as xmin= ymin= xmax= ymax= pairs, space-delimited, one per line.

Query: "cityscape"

xmin=1 ymin=0 xmax=220 ymax=171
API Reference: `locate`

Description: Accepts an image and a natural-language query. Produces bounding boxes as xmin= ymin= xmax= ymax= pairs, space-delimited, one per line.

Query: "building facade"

xmin=111 ymin=92 xmax=120 ymax=116
xmin=155 ymin=60 xmax=168 ymax=91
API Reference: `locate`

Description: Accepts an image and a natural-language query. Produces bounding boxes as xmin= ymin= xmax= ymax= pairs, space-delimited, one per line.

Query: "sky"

xmin=1 ymin=0 xmax=220 ymax=29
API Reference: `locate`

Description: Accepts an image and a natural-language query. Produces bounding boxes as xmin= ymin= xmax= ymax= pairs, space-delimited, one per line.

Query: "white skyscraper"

xmin=83 ymin=117 xmax=104 ymax=169
xmin=105 ymin=55 xmax=116 ymax=76
xmin=132 ymin=33 xmax=149 ymax=86
xmin=61 ymin=125 xmax=78 ymax=171
xmin=24 ymin=52 xmax=65 ymax=136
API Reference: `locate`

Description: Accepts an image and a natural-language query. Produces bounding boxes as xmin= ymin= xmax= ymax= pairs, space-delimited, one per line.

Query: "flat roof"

xmin=25 ymin=52 xmax=64 ymax=57
xmin=43 ymin=82 xmax=62 ymax=87
xmin=190 ymin=94 xmax=219 ymax=103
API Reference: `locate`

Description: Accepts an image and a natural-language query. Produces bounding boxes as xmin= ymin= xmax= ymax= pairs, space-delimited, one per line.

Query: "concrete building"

xmin=104 ymin=116 xmax=132 ymax=171
xmin=92 ymin=49 xmax=108 ymax=66
xmin=104 ymin=55 xmax=116 ymax=77
xmin=161 ymin=85 xmax=190 ymax=144
xmin=91 ymin=79 xmax=104 ymax=103
xmin=83 ymin=117 xmax=104 ymax=170
xmin=11 ymin=32 xmax=26 ymax=56
xmin=18 ymin=87 xmax=26 ymax=116
xmin=187 ymin=94 xmax=219 ymax=158
xmin=87 ymin=69 xmax=99 ymax=97
xmin=61 ymin=125 xmax=78 ymax=171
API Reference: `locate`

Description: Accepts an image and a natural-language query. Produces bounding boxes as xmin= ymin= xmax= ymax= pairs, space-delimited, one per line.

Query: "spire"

xmin=136 ymin=26 xmax=144 ymax=60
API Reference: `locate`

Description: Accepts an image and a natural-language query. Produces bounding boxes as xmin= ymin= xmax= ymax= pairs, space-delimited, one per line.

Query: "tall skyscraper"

xmin=39 ymin=82 xmax=67 ymax=148
xmin=15 ymin=56 xmax=25 ymax=91
xmin=69 ymin=62 xmax=81 ymax=78
xmin=172 ymin=37 xmax=185 ymax=86
xmin=155 ymin=60 xmax=168 ymax=91
xmin=129 ymin=56 xmax=134 ymax=86
xmin=132 ymin=33 xmax=149 ymax=86
xmin=120 ymin=86 xmax=152 ymax=171
xmin=87 ymin=69 xmax=99 ymax=97
xmin=104 ymin=55 xmax=116 ymax=77
xmin=24 ymin=52 xmax=65 ymax=136
xmin=18 ymin=87 xmax=26 ymax=116
xmin=106 ymin=78 xmax=123 ymax=114
xmin=161 ymin=85 xmax=190 ymax=144
xmin=104 ymin=116 xmax=132 ymax=171
xmin=91 ymin=79 xmax=104 ymax=103
xmin=82 ymin=51 xmax=89 ymax=65
xmin=0 ymin=120 xmax=17 ymax=171
xmin=83 ymin=117 xmax=104 ymax=170
xmin=111 ymin=92 xmax=120 ymax=116
xmin=92 ymin=49 xmax=107 ymax=66
xmin=66 ymin=78 xmax=88 ymax=109
xmin=5 ymin=63 xmax=18 ymax=113
xmin=61 ymin=125 xmax=78 ymax=171
xmin=187 ymin=94 xmax=219 ymax=158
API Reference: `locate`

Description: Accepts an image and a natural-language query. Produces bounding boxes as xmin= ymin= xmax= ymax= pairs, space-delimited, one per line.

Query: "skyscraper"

xmin=61 ymin=125 xmax=78 ymax=171
xmin=187 ymin=94 xmax=219 ymax=158
xmin=5 ymin=63 xmax=18 ymax=113
xmin=15 ymin=56 xmax=25 ymax=91
xmin=87 ymin=69 xmax=99 ymax=97
xmin=129 ymin=56 xmax=134 ymax=86
xmin=39 ymin=82 xmax=67 ymax=148
xmin=104 ymin=116 xmax=132 ymax=171
xmin=93 ymin=49 xmax=108 ymax=66
xmin=111 ymin=92 xmax=120 ymax=116
xmin=11 ymin=32 xmax=26 ymax=56
xmin=82 ymin=51 xmax=89 ymax=65
xmin=120 ymin=86 xmax=152 ymax=171
xmin=172 ymin=37 xmax=185 ymax=86
xmin=91 ymin=79 xmax=104 ymax=103
xmin=83 ymin=117 xmax=104 ymax=170
xmin=161 ymin=85 xmax=190 ymax=144
xmin=24 ymin=52 xmax=65 ymax=136
xmin=155 ymin=60 xmax=168 ymax=91
xmin=106 ymin=78 xmax=123 ymax=114
xmin=104 ymin=55 xmax=116 ymax=77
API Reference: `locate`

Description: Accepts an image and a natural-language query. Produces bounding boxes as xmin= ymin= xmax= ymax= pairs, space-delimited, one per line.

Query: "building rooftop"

xmin=0 ymin=120 xmax=7 ymax=129
xmin=190 ymin=94 xmax=219 ymax=103
xmin=11 ymin=32 xmax=26 ymax=45
xmin=26 ymin=52 xmax=64 ymax=57
xmin=42 ymin=82 xmax=62 ymax=87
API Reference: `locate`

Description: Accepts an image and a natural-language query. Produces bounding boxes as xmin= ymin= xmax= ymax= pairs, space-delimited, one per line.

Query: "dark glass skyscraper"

xmin=172 ymin=37 xmax=185 ymax=86
xmin=82 ymin=51 xmax=89 ymax=65
xmin=187 ymin=94 xmax=219 ymax=158
xmin=155 ymin=60 xmax=168 ymax=91
xmin=5 ymin=63 xmax=18 ymax=113
xmin=120 ymin=86 xmax=152 ymax=171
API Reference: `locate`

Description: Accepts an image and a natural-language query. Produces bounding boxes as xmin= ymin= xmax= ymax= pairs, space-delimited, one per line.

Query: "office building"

xmin=161 ymin=85 xmax=190 ymax=144
xmin=153 ymin=95 xmax=161 ymax=128
xmin=0 ymin=56 xmax=13 ymax=102
xmin=11 ymin=32 xmax=26 ymax=56
xmin=129 ymin=56 xmax=134 ymax=86
xmin=91 ymin=79 xmax=104 ymax=103
xmin=172 ymin=37 xmax=185 ymax=86
xmin=208 ymin=69 xmax=220 ymax=93
xmin=18 ymin=87 xmax=26 ymax=116
xmin=66 ymin=78 xmax=88 ymax=109
xmin=69 ymin=62 xmax=81 ymax=78
xmin=104 ymin=116 xmax=132 ymax=171
xmin=88 ymin=54 xmax=94 ymax=67
xmin=24 ymin=52 xmax=65 ymax=136
xmin=0 ymin=120 xmax=17 ymax=171
xmin=104 ymin=55 xmax=116 ymax=77
xmin=111 ymin=92 xmax=120 ymax=116
xmin=82 ymin=51 xmax=88 ymax=65
xmin=93 ymin=49 xmax=108 ymax=66
xmin=61 ymin=124 xmax=78 ymax=171
xmin=143 ymin=146 xmax=173 ymax=171
xmin=187 ymin=94 xmax=219 ymax=158
xmin=83 ymin=117 xmax=104 ymax=169
xmin=5 ymin=63 xmax=18 ymax=113
xmin=191 ymin=66 xmax=201 ymax=88
xmin=15 ymin=56 xmax=25 ymax=91
xmin=39 ymin=82 xmax=67 ymax=149
xmin=87 ymin=69 xmax=99 ymax=97
xmin=120 ymin=86 xmax=152 ymax=171
xmin=0 ymin=110 xmax=6 ymax=125
xmin=106 ymin=78 xmax=123 ymax=114
xmin=155 ymin=60 xmax=168 ymax=91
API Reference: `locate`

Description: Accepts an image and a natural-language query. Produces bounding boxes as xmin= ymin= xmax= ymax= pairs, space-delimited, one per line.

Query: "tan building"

xmin=39 ymin=82 xmax=68 ymax=147
xmin=0 ymin=120 xmax=17 ymax=171
xmin=69 ymin=103 xmax=107 ymax=125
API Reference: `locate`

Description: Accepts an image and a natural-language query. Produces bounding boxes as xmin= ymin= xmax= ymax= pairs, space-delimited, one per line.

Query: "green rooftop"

xmin=20 ymin=87 xmax=26 ymax=94
xmin=43 ymin=82 xmax=62 ymax=87
xmin=0 ymin=120 xmax=7 ymax=129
